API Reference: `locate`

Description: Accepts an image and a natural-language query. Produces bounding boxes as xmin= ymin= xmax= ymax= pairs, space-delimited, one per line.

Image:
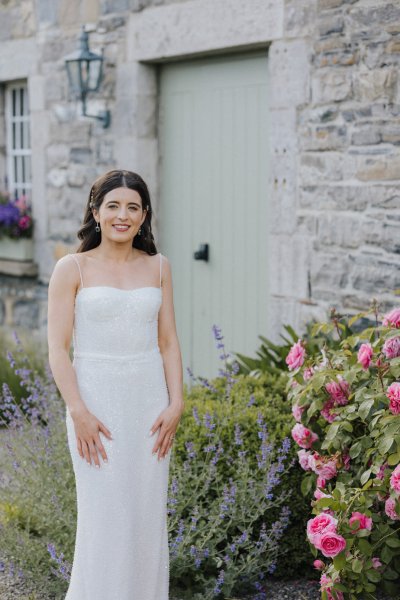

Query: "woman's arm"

xmin=47 ymin=254 xmax=113 ymax=468
xmin=157 ymin=255 xmax=185 ymax=411
xmin=47 ymin=255 xmax=88 ymax=418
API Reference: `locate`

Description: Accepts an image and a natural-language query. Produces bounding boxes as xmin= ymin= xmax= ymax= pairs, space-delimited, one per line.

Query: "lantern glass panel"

xmin=66 ymin=61 xmax=82 ymax=96
xmin=87 ymin=59 xmax=102 ymax=92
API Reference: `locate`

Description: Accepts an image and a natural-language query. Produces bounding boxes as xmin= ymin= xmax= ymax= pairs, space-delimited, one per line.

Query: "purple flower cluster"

xmin=47 ymin=543 xmax=71 ymax=582
xmin=0 ymin=192 xmax=33 ymax=239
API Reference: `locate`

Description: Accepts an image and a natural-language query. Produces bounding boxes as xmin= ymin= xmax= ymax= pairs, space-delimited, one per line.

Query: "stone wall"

xmin=0 ymin=0 xmax=398 ymax=344
xmin=268 ymin=0 xmax=400 ymax=340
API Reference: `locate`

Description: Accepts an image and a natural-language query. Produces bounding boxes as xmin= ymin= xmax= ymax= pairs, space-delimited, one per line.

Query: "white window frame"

xmin=5 ymin=80 xmax=32 ymax=201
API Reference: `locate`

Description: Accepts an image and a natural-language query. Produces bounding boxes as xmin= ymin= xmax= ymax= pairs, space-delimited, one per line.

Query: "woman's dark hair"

xmin=76 ymin=169 xmax=157 ymax=255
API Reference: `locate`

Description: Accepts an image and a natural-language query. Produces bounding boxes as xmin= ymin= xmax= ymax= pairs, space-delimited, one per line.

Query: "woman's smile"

xmin=112 ymin=224 xmax=130 ymax=232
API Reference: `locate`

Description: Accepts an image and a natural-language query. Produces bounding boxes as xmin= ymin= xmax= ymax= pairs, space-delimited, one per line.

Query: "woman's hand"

xmin=150 ymin=403 xmax=184 ymax=460
xmin=71 ymin=407 xmax=113 ymax=468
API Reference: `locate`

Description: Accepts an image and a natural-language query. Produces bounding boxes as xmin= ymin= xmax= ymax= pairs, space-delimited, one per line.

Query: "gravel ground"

xmin=0 ymin=572 xmax=318 ymax=599
xmin=0 ymin=570 xmax=399 ymax=600
xmin=0 ymin=572 xmax=321 ymax=599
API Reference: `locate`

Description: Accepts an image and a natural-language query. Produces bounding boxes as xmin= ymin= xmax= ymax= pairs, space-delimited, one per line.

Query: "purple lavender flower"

xmin=213 ymin=568 xmax=225 ymax=596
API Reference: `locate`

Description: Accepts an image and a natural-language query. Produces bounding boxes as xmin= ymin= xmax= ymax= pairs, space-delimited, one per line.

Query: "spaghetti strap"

xmin=70 ymin=254 xmax=84 ymax=290
xmin=159 ymin=253 xmax=163 ymax=288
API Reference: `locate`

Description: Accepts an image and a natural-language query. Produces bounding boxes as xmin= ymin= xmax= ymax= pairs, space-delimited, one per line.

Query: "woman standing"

xmin=47 ymin=169 xmax=185 ymax=599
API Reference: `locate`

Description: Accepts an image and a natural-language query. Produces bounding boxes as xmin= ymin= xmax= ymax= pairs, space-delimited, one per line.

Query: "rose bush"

xmin=286 ymin=302 xmax=400 ymax=599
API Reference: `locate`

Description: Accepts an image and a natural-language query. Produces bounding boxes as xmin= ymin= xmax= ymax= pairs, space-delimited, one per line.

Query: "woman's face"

xmin=93 ymin=187 xmax=147 ymax=242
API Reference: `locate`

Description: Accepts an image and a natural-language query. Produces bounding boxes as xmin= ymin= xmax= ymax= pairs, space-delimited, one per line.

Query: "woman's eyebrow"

xmin=105 ymin=200 xmax=140 ymax=206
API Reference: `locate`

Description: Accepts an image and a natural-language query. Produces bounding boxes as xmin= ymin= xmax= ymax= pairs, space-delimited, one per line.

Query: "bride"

xmin=47 ymin=169 xmax=185 ymax=599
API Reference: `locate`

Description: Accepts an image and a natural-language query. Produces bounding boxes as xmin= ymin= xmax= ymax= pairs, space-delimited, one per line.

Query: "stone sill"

xmin=0 ymin=258 xmax=38 ymax=277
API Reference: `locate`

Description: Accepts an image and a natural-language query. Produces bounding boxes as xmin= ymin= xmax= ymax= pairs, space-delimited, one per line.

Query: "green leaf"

xmin=366 ymin=568 xmax=381 ymax=582
xmin=381 ymin=544 xmax=393 ymax=564
xmin=301 ymin=474 xmax=314 ymax=497
xmin=325 ymin=422 xmax=340 ymax=442
xmin=359 ymin=398 xmax=374 ymax=420
xmin=386 ymin=535 xmax=400 ymax=548
xmin=383 ymin=568 xmax=399 ymax=580
xmin=352 ymin=558 xmax=363 ymax=573
xmin=316 ymin=498 xmax=334 ymax=509
xmin=361 ymin=479 xmax=373 ymax=491
xmin=379 ymin=436 xmax=394 ymax=455
xmin=358 ymin=538 xmax=373 ymax=556
xmin=388 ymin=452 xmax=400 ymax=466
xmin=341 ymin=421 xmax=353 ymax=433
xmin=333 ymin=552 xmax=346 ymax=570
xmin=349 ymin=441 xmax=362 ymax=459
xmin=360 ymin=469 xmax=371 ymax=486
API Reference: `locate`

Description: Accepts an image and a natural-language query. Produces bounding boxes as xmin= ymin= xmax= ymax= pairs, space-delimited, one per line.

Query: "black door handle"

xmin=193 ymin=243 xmax=209 ymax=262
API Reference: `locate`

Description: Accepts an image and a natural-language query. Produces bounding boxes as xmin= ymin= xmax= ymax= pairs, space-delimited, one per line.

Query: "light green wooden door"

xmin=158 ymin=51 xmax=269 ymax=385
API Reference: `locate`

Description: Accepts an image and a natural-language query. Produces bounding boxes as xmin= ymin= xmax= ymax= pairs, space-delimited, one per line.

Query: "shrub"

xmin=181 ymin=363 xmax=315 ymax=582
xmin=286 ymin=302 xmax=400 ymax=599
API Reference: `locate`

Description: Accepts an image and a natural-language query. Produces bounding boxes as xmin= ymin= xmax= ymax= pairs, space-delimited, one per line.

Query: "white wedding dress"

xmin=64 ymin=252 xmax=171 ymax=600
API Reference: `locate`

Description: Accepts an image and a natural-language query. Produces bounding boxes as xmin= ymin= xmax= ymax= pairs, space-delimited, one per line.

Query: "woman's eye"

xmin=108 ymin=205 xmax=137 ymax=210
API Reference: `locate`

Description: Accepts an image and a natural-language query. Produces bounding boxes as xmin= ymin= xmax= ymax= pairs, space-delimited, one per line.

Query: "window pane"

xmin=25 ymin=156 xmax=31 ymax=183
xmin=14 ymin=155 xmax=18 ymax=183
xmin=23 ymin=122 xmax=30 ymax=149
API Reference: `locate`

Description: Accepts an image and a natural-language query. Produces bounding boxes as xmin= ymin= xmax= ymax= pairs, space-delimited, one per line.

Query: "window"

xmin=5 ymin=81 xmax=31 ymax=200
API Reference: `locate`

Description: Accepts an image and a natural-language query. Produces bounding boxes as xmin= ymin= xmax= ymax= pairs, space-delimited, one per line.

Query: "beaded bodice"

xmin=69 ymin=253 xmax=163 ymax=360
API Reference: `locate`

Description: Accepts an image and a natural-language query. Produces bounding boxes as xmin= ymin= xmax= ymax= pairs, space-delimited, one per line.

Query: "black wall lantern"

xmin=64 ymin=26 xmax=111 ymax=128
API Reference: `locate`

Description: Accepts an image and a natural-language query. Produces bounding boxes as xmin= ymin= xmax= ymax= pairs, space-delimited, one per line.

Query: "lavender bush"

xmin=166 ymin=326 xmax=294 ymax=599
xmin=0 ymin=326 xmax=294 ymax=599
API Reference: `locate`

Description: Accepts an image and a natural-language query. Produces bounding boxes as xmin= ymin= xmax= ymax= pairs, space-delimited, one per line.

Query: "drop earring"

xmin=95 ymin=221 xmax=100 ymax=233
xmin=138 ymin=227 xmax=142 ymax=236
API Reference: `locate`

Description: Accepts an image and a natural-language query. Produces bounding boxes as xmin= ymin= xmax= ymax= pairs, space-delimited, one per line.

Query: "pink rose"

xmin=317 ymin=476 xmax=326 ymax=489
xmin=383 ymin=307 xmax=400 ymax=329
xmin=291 ymin=423 xmax=319 ymax=449
xmin=390 ymin=464 xmax=400 ymax=494
xmin=304 ymin=366 xmax=315 ymax=381
xmin=357 ymin=343 xmax=373 ymax=370
xmin=308 ymin=453 xmax=337 ymax=481
xmin=307 ymin=513 xmax=338 ymax=546
xmin=372 ymin=557 xmax=382 ymax=569
xmin=318 ymin=531 xmax=347 ymax=557
xmin=321 ymin=398 xmax=338 ymax=423
xmin=313 ymin=559 xmax=325 ymax=570
xmin=386 ymin=382 xmax=400 ymax=415
xmin=292 ymin=402 xmax=305 ymax=422
xmin=383 ymin=337 xmax=400 ymax=359
xmin=349 ymin=511 xmax=373 ymax=534
xmin=298 ymin=449 xmax=312 ymax=471
xmin=314 ymin=488 xmax=331 ymax=501
xmin=385 ymin=497 xmax=400 ymax=521
xmin=325 ymin=376 xmax=350 ymax=406
xmin=286 ymin=340 xmax=306 ymax=371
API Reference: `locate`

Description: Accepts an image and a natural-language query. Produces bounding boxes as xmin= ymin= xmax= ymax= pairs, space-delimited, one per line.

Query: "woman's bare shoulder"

xmin=51 ymin=253 xmax=82 ymax=284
